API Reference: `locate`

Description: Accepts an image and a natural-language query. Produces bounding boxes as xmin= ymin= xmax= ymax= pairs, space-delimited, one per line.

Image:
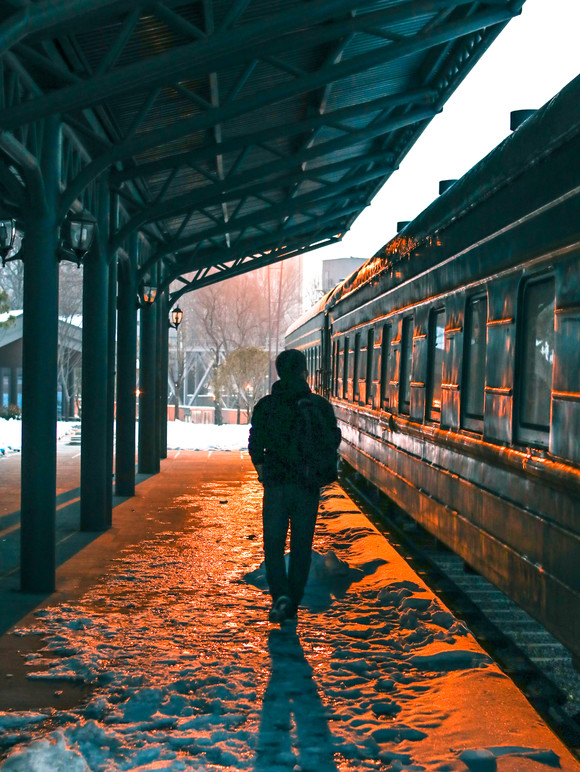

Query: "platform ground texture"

xmin=0 ymin=451 xmax=578 ymax=771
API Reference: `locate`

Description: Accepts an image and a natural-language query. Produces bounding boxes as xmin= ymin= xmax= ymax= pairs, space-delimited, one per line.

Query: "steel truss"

xmin=1 ymin=0 xmax=522 ymax=293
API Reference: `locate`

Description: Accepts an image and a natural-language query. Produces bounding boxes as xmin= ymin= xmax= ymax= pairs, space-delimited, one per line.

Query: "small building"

xmin=0 ymin=311 xmax=82 ymax=419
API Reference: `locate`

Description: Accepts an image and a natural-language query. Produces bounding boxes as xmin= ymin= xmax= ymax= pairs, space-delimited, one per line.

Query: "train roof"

xmin=286 ymin=71 xmax=580 ymax=338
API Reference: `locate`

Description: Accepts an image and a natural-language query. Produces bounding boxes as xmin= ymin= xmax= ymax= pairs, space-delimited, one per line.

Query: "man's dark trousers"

xmin=262 ymin=482 xmax=319 ymax=606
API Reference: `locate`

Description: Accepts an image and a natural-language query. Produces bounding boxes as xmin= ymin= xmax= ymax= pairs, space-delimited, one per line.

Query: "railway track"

xmin=340 ymin=468 xmax=580 ymax=759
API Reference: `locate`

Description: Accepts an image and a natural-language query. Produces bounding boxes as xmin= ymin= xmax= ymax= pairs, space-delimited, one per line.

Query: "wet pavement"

xmin=0 ymin=451 xmax=579 ymax=771
xmin=0 ymin=437 xmax=82 ymax=520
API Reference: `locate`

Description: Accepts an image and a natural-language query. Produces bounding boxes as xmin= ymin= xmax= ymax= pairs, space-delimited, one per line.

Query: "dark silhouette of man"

xmin=249 ymin=348 xmax=341 ymax=623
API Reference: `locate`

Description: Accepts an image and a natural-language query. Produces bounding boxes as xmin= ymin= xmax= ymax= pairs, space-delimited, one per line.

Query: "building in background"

xmin=0 ymin=312 xmax=82 ymax=419
xmin=322 ymin=257 xmax=367 ymax=294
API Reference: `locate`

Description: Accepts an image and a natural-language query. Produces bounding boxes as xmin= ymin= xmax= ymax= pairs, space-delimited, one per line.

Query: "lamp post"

xmin=138 ymin=282 xmax=157 ymax=307
xmin=138 ymin=279 xmax=159 ymax=473
xmin=59 ymin=210 xmax=97 ymax=266
xmin=169 ymin=306 xmax=183 ymax=329
xmin=0 ymin=219 xmax=22 ymax=267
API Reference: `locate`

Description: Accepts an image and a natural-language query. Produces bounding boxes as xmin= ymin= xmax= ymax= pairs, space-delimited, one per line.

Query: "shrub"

xmin=0 ymin=404 xmax=22 ymax=420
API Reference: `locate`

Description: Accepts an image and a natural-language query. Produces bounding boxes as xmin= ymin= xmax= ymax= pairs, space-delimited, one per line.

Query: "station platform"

xmin=0 ymin=450 xmax=579 ymax=771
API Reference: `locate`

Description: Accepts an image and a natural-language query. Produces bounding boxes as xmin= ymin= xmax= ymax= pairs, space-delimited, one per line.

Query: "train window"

xmin=517 ymin=276 xmax=555 ymax=445
xmin=366 ymin=328 xmax=374 ymax=404
xmin=427 ymin=308 xmax=445 ymax=421
xmin=331 ymin=341 xmax=336 ymax=396
xmin=334 ymin=340 xmax=340 ymax=396
xmin=338 ymin=340 xmax=343 ymax=397
xmin=356 ymin=332 xmax=368 ymax=403
xmin=314 ymin=347 xmax=318 ymax=391
xmin=314 ymin=346 xmax=318 ymax=390
xmin=347 ymin=336 xmax=355 ymax=400
xmin=343 ymin=336 xmax=349 ymax=399
xmin=353 ymin=333 xmax=361 ymax=401
xmin=462 ymin=295 xmax=487 ymax=431
xmin=380 ymin=323 xmax=391 ymax=407
xmin=399 ymin=317 xmax=413 ymax=415
xmin=371 ymin=329 xmax=382 ymax=408
xmin=334 ymin=338 xmax=342 ymax=397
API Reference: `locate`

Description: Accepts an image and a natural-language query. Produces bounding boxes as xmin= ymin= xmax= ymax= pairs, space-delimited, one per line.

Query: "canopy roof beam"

xmin=145 ymin=202 xmax=364 ymax=280
xmin=145 ymin=167 xmax=388 ymax=262
xmin=56 ymin=2 xmax=517 ymax=216
xmin=1 ymin=0 xmax=418 ymax=125
xmin=112 ymin=104 xmax=439 ymax=242
xmin=1 ymin=1 xmax=513 ymax=133
xmin=111 ymin=87 xmax=437 ymax=185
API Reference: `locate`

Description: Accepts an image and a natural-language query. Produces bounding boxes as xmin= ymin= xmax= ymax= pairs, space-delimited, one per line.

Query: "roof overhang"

xmin=0 ymin=0 xmax=525 ymax=295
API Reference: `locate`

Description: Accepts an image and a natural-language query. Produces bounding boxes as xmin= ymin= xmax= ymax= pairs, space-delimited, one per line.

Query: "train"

xmin=286 ymin=73 xmax=580 ymax=664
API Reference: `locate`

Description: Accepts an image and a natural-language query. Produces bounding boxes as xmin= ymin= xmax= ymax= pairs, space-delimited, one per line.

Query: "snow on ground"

xmin=166 ymin=421 xmax=249 ymax=451
xmin=0 ymin=476 xmax=577 ymax=771
xmin=0 ymin=419 xmax=78 ymax=456
xmin=0 ymin=419 xmax=246 ymax=457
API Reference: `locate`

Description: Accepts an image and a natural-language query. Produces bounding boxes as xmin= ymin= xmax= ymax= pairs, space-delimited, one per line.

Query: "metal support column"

xmin=20 ymin=115 xmax=60 ymax=593
xmin=106 ymin=249 xmax=117 ymax=523
xmin=158 ymin=290 xmax=169 ymax=461
xmin=115 ymin=234 xmax=138 ymax=496
xmin=138 ymin=292 xmax=159 ymax=474
xmin=80 ymin=181 xmax=110 ymax=531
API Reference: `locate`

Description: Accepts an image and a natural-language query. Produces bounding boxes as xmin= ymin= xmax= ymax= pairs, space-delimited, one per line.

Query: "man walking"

xmin=249 ymin=349 xmax=341 ymax=624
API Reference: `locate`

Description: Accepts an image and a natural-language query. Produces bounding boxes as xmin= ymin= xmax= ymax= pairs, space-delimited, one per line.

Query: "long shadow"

xmin=0 ymin=471 xmax=154 ymax=635
xmin=255 ymin=628 xmax=339 ymax=772
xmin=0 ymin=486 xmax=82 ymax=534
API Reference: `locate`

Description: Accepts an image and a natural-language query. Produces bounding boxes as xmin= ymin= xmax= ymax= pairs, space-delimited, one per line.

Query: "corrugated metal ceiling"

xmin=0 ymin=0 xmax=525 ymax=292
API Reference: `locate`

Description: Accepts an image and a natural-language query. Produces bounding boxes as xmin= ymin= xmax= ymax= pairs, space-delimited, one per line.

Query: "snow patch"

xmin=0 ymin=419 xmax=77 ymax=456
xmin=1 ymin=734 xmax=90 ymax=772
xmin=459 ymin=745 xmax=561 ymax=770
xmin=166 ymin=420 xmax=249 ymax=451
xmin=0 ymin=713 xmax=47 ymax=731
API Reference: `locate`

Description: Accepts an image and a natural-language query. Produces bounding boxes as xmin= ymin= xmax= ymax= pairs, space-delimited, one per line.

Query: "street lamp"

xmin=168 ymin=306 xmax=183 ymax=329
xmin=0 ymin=218 xmax=22 ymax=267
xmin=59 ymin=210 xmax=97 ymax=266
xmin=138 ymin=282 xmax=157 ymax=307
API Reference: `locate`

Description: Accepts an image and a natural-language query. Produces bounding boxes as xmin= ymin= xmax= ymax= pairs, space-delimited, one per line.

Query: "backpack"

xmin=296 ymin=396 xmax=340 ymax=487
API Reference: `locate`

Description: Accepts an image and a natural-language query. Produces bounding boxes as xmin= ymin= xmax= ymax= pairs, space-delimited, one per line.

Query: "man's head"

xmin=275 ymin=349 xmax=307 ymax=382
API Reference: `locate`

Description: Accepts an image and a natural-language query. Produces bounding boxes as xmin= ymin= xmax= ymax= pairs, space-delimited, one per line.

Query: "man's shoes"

xmin=268 ymin=595 xmax=293 ymax=623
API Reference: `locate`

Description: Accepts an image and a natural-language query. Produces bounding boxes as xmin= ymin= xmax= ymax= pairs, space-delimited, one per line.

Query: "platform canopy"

xmin=0 ymin=0 xmax=523 ymax=296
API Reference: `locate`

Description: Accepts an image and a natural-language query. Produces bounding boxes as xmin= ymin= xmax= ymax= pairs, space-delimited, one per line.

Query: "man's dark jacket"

xmin=248 ymin=377 xmax=341 ymax=486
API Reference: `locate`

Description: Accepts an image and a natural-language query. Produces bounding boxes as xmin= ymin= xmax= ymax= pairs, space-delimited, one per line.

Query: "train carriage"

xmin=286 ymin=74 xmax=580 ymax=664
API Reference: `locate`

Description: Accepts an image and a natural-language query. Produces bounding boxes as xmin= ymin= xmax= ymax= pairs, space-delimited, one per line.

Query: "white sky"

xmin=302 ymin=0 xmax=580 ymax=291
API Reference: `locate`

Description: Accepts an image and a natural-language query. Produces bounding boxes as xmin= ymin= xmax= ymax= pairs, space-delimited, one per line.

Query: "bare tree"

xmin=0 ymin=260 xmax=24 ymax=309
xmin=303 ymin=275 xmax=325 ymax=310
xmin=58 ymin=263 xmax=84 ymax=419
xmin=0 ymin=287 xmax=9 ymax=319
xmin=170 ymin=257 xmax=303 ymax=422
xmin=193 ymin=259 xmax=302 ymax=356
xmin=216 ymin=347 xmax=270 ymax=423
xmin=167 ymin=313 xmax=201 ymax=418
xmin=190 ymin=273 xmax=268 ymax=422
